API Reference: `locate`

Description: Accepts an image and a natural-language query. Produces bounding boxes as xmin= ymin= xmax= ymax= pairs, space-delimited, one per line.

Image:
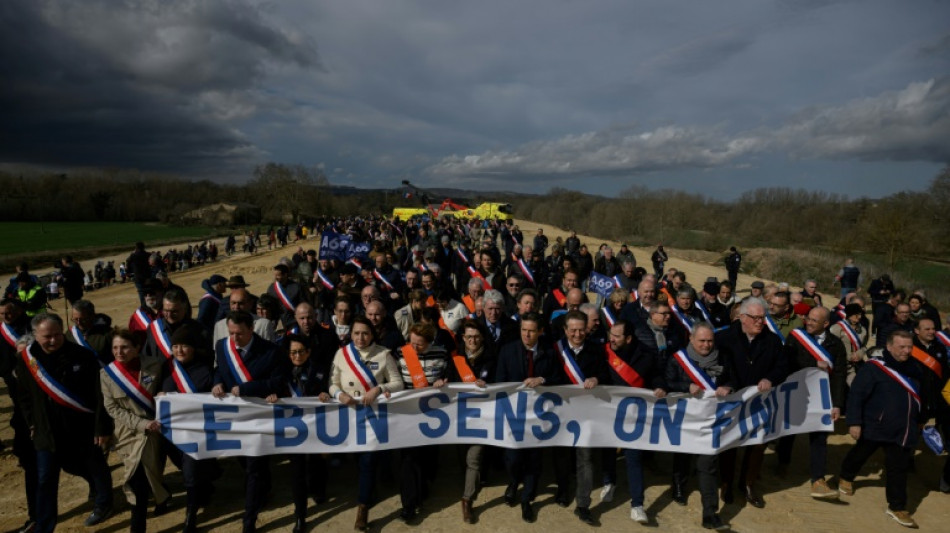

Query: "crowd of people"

xmin=0 ymin=215 xmax=948 ymax=533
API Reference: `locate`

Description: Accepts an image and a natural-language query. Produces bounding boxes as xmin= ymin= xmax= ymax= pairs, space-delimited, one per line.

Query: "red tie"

xmin=526 ymin=348 xmax=534 ymax=377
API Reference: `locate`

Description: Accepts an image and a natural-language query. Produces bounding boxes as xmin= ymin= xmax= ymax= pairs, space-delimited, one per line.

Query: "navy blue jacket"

xmin=847 ymin=351 xmax=922 ymax=448
xmin=495 ymin=338 xmax=563 ymax=385
xmin=214 ymin=334 xmax=287 ymax=398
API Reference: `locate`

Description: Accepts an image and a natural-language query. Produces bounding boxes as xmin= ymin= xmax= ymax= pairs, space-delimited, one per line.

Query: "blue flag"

xmin=588 ymin=271 xmax=615 ymax=299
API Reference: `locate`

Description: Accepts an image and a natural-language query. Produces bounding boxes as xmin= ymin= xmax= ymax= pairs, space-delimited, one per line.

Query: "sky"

xmin=1 ymin=0 xmax=948 ymax=200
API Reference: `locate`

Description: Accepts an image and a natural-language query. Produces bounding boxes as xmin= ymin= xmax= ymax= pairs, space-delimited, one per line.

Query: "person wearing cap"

xmin=830 ymin=302 xmax=870 ymax=385
xmin=212 ymin=310 xmax=287 ymax=533
xmin=196 ymin=274 xmax=227 ymax=331
xmin=100 ymin=329 xmax=170 ymax=532
xmin=213 ymin=275 xmax=256 ymax=322
xmin=160 ymin=323 xmax=215 ymax=533
xmin=13 ymin=271 xmax=47 ymax=318
xmin=128 ymin=279 xmax=164 ymax=345
xmin=268 ymin=264 xmax=304 ymax=330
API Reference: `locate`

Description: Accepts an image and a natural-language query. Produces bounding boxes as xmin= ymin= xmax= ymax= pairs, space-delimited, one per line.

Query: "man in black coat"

xmin=494 ymin=312 xmax=563 ymax=523
xmin=715 ymin=297 xmax=786 ymax=508
xmin=267 ymin=264 xmax=304 ymax=329
xmin=776 ymin=307 xmax=847 ymax=499
xmin=911 ymin=317 xmax=949 ymax=491
xmin=212 ymin=311 xmax=288 ymax=533
xmin=16 ymin=313 xmax=114 ymax=531
xmin=838 ymin=330 xmax=922 ymax=528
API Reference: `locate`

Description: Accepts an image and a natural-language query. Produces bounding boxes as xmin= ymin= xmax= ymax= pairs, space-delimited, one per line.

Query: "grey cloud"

xmin=427 ymin=78 xmax=950 ymax=179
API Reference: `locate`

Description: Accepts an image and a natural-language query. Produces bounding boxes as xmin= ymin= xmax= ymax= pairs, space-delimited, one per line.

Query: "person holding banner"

xmin=661 ymin=322 xmax=732 ymax=530
xmin=776 ymin=307 xmax=847 ymax=498
xmin=432 ymin=319 xmax=496 ymax=524
xmin=16 ymin=313 xmax=115 ymax=531
xmin=494 ymin=312 xmax=563 ymax=523
xmin=838 ymin=330 xmax=922 ymax=528
xmin=328 ymin=316 xmax=404 ymax=531
xmin=266 ymin=334 xmax=331 ymax=533
xmin=395 ymin=323 xmax=450 ymax=522
xmin=100 ymin=330 xmax=169 ymax=532
xmin=211 ymin=310 xmax=287 ymax=533
xmin=160 ymin=323 xmax=215 ymax=533
xmin=715 ymin=297 xmax=786 ymax=509
xmin=830 ymin=303 xmax=869 ymax=386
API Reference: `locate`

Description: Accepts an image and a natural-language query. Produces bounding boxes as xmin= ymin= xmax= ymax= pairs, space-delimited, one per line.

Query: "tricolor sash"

xmin=790 ymin=328 xmax=834 ymax=369
xmin=273 ymin=281 xmax=295 ymax=312
xmin=418 ymin=262 xmax=429 ymax=272
xmin=451 ymin=353 xmax=478 ymax=383
xmin=556 ymin=338 xmax=586 ymax=385
xmin=373 ymin=269 xmax=395 ymax=292
xmin=201 ymin=292 xmax=222 ymax=305
xmin=401 ymin=345 xmax=429 ymax=389
xmin=765 ymin=315 xmax=786 ymax=342
xmin=695 ymin=300 xmax=713 ymax=323
xmin=341 ymin=342 xmax=378 ymax=392
xmin=170 ymin=358 xmax=197 ymax=394
xmin=936 ymin=331 xmax=950 ymax=349
xmin=0 ymin=322 xmax=20 ymax=348
xmin=131 ymin=309 xmax=153 ymax=330
xmin=103 ymin=361 xmax=155 ymax=414
xmin=21 ymin=346 xmax=93 ymax=413
xmin=869 ymin=359 xmax=921 ymax=408
xmin=552 ymin=289 xmax=567 ymax=307
xmin=911 ymin=346 xmax=943 ymax=379
xmin=225 ymin=337 xmax=253 ymax=384
xmin=835 ymin=308 xmax=847 ymax=321
xmin=316 ymin=269 xmax=335 ymax=290
xmin=606 ymin=345 xmax=644 ymax=387
xmin=602 ymin=307 xmax=617 ymax=329
xmin=836 ymin=321 xmax=863 ymax=352
xmin=456 ymin=248 xmax=470 ymax=265
xmin=672 ymin=349 xmax=717 ymax=392
xmin=514 ymin=256 xmax=535 ymax=286
xmin=69 ymin=326 xmax=101 ymax=361
xmin=289 ymin=379 xmax=303 ymax=398
xmin=348 ymin=258 xmax=363 ymax=270
xmin=613 ymin=275 xmax=624 ymax=288
xmin=670 ymin=304 xmax=694 ymax=334
xmin=150 ymin=319 xmax=173 ymax=359
xmin=467 ymin=266 xmax=491 ymax=291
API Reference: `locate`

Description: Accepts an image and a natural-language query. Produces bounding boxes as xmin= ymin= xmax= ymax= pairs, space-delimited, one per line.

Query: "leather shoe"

xmin=293 ymin=517 xmax=307 ymax=533
xmin=154 ymin=497 xmax=172 ymax=516
xmin=702 ymin=514 xmax=729 ymax=530
xmin=574 ymin=506 xmax=594 ymax=525
xmin=183 ymin=509 xmax=198 ymax=533
xmin=461 ymin=498 xmax=474 ymax=524
xmin=242 ymin=519 xmax=256 ymax=533
xmin=671 ymin=483 xmax=687 ymax=506
xmin=521 ymin=502 xmax=535 ymax=523
xmin=504 ymin=484 xmax=518 ymax=507
xmin=84 ymin=506 xmax=113 ymax=527
xmin=354 ymin=504 xmax=368 ymax=531
xmin=555 ymin=488 xmax=571 ymax=507
xmin=743 ymin=486 xmax=765 ymax=508
xmin=399 ymin=507 xmax=416 ymax=522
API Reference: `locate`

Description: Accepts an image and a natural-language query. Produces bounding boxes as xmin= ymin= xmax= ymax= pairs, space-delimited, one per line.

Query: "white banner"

xmin=158 ymin=368 xmax=834 ymax=459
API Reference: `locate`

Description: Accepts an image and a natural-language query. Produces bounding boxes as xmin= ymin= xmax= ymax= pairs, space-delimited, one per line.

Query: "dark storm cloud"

xmin=0 ymin=0 xmax=318 ymax=174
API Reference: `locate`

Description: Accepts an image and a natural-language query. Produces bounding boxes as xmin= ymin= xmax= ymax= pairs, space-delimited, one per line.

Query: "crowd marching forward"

xmin=1 ymin=215 xmax=948 ymax=533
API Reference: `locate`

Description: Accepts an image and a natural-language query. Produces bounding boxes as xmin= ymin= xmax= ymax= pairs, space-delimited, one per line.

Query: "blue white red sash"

xmin=836 ymin=320 xmax=863 ymax=351
xmin=289 ymin=380 xmax=303 ymax=398
xmin=670 ymin=304 xmax=694 ymax=334
xmin=341 ymin=342 xmax=378 ymax=391
xmin=695 ymin=300 xmax=713 ymax=323
xmin=347 ymin=258 xmax=363 ymax=270
xmin=613 ymin=275 xmax=624 ymax=288
xmin=70 ymin=326 xmax=107 ymax=366
xmin=374 ymin=269 xmax=395 ymax=292
xmin=201 ymin=292 xmax=222 ymax=305
xmin=150 ymin=319 xmax=173 ymax=359
xmin=868 ymin=359 xmax=921 ymax=408
xmin=132 ymin=309 xmax=152 ymax=330
xmin=835 ymin=308 xmax=847 ymax=321
xmin=169 ymin=358 xmax=197 ymax=393
xmin=273 ymin=281 xmax=295 ymax=312
xmin=514 ymin=256 xmax=535 ymax=286
xmin=790 ymin=328 xmax=834 ymax=369
xmin=556 ymin=338 xmax=586 ymax=385
xmin=389 ymin=221 xmax=402 ymax=235
xmin=672 ymin=349 xmax=717 ymax=392
xmin=316 ymin=269 xmax=335 ymax=290
xmin=602 ymin=307 xmax=617 ymax=328
xmin=0 ymin=322 xmax=20 ymax=348
xmin=103 ymin=361 xmax=155 ymax=414
xmin=456 ymin=248 xmax=470 ymax=265
xmin=21 ymin=346 xmax=93 ymax=413
xmin=225 ymin=337 xmax=253 ymax=384
xmin=936 ymin=331 xmax=950 ymax=349
xmin=418 ymin=262 xmax=429 ymax=272
xmin=765 ymin=315 xmax=785 ymax=342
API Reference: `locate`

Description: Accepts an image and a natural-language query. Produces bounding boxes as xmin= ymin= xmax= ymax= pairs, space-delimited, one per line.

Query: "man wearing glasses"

xmin=715 ymin=297 xmax=787 ymax=508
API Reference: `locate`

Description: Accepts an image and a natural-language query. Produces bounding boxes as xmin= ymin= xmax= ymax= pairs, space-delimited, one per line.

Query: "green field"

xmin=0 ymin=222 xmax=220 ymax=257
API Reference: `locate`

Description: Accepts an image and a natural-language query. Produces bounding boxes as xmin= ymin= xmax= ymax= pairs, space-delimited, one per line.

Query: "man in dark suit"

xmin=267 ymin=264 xmax=304 ymax=329
xmin=482 ymin=290 xmax=518 ymax=352
xmin=494 ymin=312 xmax=563 ymax=523
xmin=212 ymin=311 xmax=288 ymax=533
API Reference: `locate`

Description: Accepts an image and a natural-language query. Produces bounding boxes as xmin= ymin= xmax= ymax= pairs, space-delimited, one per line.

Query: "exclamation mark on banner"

xmin=819 ymin=377 xmax=833 ymax=426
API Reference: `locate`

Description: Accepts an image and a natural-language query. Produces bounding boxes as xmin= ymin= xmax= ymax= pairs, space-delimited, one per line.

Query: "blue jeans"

xmin=36 ymin=447 xmax=112 ymax=533
xmin=624 ymin=448 xmax=645 ymax=507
